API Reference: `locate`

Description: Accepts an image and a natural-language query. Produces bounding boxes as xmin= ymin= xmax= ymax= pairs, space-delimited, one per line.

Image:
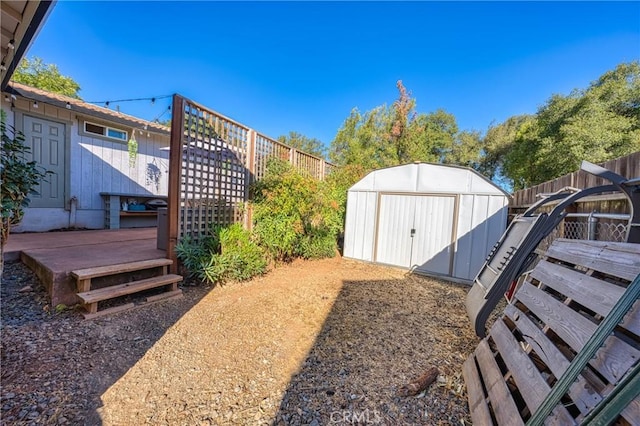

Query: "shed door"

xmin=375 ymin=194 xmax=455 ymax=275
xmin=23 ymin=115 xmax=65 ymax=208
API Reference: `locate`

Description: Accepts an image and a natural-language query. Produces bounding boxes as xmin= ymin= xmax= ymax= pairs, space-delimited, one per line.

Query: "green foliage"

xmin=128 ymin=135 xmax=138 ymax=167
xmin=218 ymin=224 xmax=266 ymax=280
xmin=174 ymin=231 xmax=220 ymax=281
xmin=487 ymin=61 xmax=640 ymax=190
xmin=175 ymin=224 xmax=265 ymax=285
xmin=329 ymin=81 xmax=467 ymax=170
xmin=11 ymin=57 xmax=82 ymax=99
xmin=251 ymin=159 xmax=342 ymax=261
xmin=1 ymin=110 xmax=50 ymax=249
xmin=277 ymin=131 xmax=326 ymax=158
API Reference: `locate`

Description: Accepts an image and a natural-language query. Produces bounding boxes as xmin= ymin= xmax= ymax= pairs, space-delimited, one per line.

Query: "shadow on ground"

xmin=0 ymin=261 xmax=211 ymax=425
xmin=273 ymin=276 xmax=477 ymax=425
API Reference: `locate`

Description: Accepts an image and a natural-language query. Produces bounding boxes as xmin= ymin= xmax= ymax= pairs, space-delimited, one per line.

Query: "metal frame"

xmin=466 ymin=160 xmax=640 ymax=338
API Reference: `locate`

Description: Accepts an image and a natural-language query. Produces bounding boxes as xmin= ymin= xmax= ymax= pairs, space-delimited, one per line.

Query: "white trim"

xmin=83 ymin=119 xmax=129 ymax=142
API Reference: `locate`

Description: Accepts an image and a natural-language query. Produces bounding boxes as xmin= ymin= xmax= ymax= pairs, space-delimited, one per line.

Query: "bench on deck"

xmin=100 ymin=192 xmax=167 ymax=229
xmin=463 ymin=239 xmax=640 ymax=425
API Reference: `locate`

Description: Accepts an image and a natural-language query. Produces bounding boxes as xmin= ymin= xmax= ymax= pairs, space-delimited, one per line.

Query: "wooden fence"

xmin=166 ymin=95 xmax=335 ymax=267
xmin=510 ymin=151 xmax=640 ymax=214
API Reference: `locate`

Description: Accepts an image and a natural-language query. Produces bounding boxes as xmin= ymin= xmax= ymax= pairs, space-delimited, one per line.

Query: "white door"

xmin=375 ymin=194 xmax=416 ymax=267
xmin=375 ymin=194 xmax=455 ymax=275
xmin=412 ymin=195 xmax=455 ymax=275
xmin=23 ymin=115 xmax=65 ymax=208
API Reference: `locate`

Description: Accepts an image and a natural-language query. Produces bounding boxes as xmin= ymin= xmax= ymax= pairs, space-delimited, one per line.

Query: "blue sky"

xmin=25 ymin=1 xmax=640 ymax=150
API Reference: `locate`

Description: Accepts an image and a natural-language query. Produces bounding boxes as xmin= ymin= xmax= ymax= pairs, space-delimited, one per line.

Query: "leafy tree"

xmin=329 ymin=81 xmax=463 ymax=170
xmin=11 ymin=57 xmax=81 ymax=99
xmin=277 ymin=131 xmax=326 ymax=158
xmin=480 ymin=115 xmax=533 ymax=188
xmin=500 ymin=61 xmax=640 ymax=190
xmin=443 ymin=130 xmax=483 ymax=169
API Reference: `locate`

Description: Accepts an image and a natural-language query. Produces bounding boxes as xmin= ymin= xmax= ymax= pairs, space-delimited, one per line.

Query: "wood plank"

xmin=77 ymin=278 xmax=91 ymax=293
xmin=120 ymin=211 xmax=158 ymax=217
xmin=83 ymin=303 xmax=135 ymax=320
xmin=490 ymin=319 xmax=575 ymax=424
xmin=462 ymin=356 xmax=493 ymax=425
xmin=77 ymin=274 xmax=182 ymax=304
xmin=621 ymin=396 xmax=640 ymax=426
xmin=516 ymin=282 xmax=640 ymax=384
xmin=622 ymin=300 xmax=640 ymax=338
xmin=531 ymin=260 xmax=624 ymax=317
xmin=545 ymin=240 xmax=640 ymax=281
xmin=71 ymin=258 xmax=173 ymax=280
xmin=504 ymin=304 xmax=602 ymax=414
xmin=475 ymin=340 xmax=524 ymax=426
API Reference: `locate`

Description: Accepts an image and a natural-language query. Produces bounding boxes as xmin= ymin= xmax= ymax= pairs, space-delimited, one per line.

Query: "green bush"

xmin=251 ymin=159 xmax=348 ymax=262
xmin=218 ymin=223 xmax=266 ymax=281
xmin=175 ymin=224 xmax=266 ymax=285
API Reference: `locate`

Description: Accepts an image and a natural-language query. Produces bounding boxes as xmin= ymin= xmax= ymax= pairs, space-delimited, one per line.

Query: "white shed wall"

xmin=4 ymin=99 xmax=169 ymax=232
xmin=343 ymin=191 xmax=377 ymax=261
xmin=453 ymin=194 xmax=508 ymax=280
xmin=344 ymin=163 xmax=509 ymax=283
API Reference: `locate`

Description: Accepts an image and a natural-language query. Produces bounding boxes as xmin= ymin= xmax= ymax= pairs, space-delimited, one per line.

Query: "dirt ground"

xmin=1 ymin=256 xmax=480 ymax=425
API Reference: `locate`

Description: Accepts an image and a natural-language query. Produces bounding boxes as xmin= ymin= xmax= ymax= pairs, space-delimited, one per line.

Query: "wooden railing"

xmin=511 ymin=152 xmax=640 ymax=209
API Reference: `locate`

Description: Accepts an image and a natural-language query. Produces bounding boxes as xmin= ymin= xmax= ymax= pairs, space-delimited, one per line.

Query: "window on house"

xmin=84 ymin=121 xmax=128 ymax=141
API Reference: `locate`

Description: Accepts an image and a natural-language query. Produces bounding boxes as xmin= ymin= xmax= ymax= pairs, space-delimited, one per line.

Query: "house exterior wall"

xmin=2 ymin=97 xmax=169 ymax=232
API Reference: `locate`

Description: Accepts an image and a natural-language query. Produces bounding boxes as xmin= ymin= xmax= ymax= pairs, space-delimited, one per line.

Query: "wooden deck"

xmin=3 ymin=228 xmax=168 ymax=307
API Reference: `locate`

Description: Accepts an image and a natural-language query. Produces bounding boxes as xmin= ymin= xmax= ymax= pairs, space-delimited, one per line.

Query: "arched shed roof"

xmin=349 ymin=163 xmax=510 ymax=197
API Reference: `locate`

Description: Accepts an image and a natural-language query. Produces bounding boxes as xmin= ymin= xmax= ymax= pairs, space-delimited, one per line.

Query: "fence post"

xmin=167 ymin=94 xmax=185 ymax=274
xmin=289 ymin=148 xmax=297 ymax=167
xmin=587 ymin=210 xmax=598 ymax=240
xmin=245 ymin=129 xmax=256 ymax=230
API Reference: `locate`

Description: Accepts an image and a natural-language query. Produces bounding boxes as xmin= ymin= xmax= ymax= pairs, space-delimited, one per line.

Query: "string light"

xmin=7 ymin=39 xmax=15 ymax=50
xmin=65 ymin=102 xmax=71 ymax=109
xmin=33 ymin=100 xmax=38 ymax=108
xmin=87 ymin=94 xmax=171 ymax=106
xmin=152 ymin=105 xmax=171 ymax=123
xmin=0 ymin=62 xmax=6 ymax=72
xmin=3 ymin=95 xmax=9 ymax=102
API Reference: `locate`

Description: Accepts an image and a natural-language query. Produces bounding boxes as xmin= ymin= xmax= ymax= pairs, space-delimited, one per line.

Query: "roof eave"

xmin=1 ymin=1 xmax=56 ymax=90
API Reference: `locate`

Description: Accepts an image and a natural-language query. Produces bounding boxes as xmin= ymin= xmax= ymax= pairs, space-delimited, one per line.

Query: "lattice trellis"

xmin=176 ymin=100 xmax=249 ymax=238
xmin=254 ymin=133 xmax=292 ymax=181
xmin=167 ymin=95 xmax=336 ymax=266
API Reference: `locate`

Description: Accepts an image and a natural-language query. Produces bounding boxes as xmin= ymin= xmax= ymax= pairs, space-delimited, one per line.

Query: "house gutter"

xmin=1 ymin=1 xmax=57 ymax=90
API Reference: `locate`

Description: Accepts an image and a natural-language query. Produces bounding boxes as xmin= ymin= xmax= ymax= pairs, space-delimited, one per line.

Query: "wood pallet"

xmin=71 ymin=258 xmax=182 ymax=319
xmin=463 ymin=239 xmax=640 ymax=425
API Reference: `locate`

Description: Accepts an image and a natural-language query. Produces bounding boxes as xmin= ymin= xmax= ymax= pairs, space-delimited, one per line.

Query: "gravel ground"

xmin=1 ymin=257 xmax=479 ymax=425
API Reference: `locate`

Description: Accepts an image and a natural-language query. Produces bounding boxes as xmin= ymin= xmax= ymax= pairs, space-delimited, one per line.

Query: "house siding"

xmin=2 ymin=96 xmax=169 ymax=232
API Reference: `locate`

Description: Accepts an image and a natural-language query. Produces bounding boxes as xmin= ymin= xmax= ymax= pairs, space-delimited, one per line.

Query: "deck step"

xmin=77 ymin=274 xmax=183 ymax=304
xmin=82 ymin=290 xmax=184 ymax=320
xmin=71 ymin=258 xmax=173 ymax=281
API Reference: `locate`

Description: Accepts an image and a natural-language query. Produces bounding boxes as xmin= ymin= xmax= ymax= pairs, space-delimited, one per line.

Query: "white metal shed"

xmin=343 ymin=163 xmax=509 ymax=283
